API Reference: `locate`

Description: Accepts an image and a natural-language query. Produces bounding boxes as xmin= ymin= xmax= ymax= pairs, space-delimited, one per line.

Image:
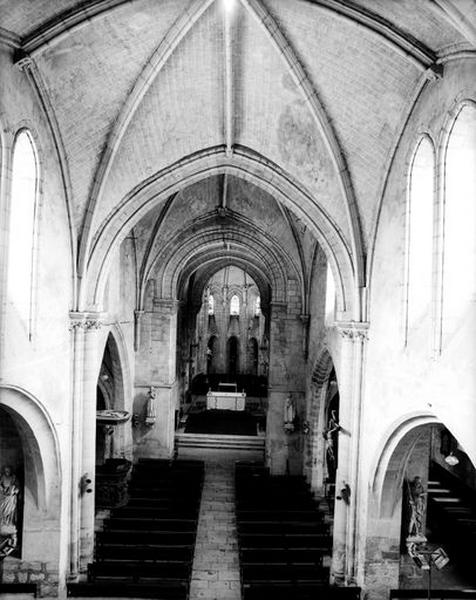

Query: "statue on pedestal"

xmin=0 ymin=466 xmax=19 ymax=558
xmin=407 ymin=475 xmax=426 ymax=540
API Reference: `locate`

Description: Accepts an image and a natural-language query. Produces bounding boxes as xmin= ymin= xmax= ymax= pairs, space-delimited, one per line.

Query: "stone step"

xmin=176 ymin=432 xmax=265 ymax=451
xmin=431 ymin=496 xmax=462 ymax=503
xmin=427 ymin=487 xmax=452 ymax=494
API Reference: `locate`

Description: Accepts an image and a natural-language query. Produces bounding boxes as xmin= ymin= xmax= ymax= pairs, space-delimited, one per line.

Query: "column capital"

xmin=152 ymin=297 xmax=180 ymax=312
xmin=336 ymin=321 xmax=369 ymax=341
xmin=69 ymin=311 xmax=104 ymax=331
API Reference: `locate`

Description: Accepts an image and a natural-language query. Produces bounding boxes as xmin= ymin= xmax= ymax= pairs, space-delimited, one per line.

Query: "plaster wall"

xmin=0 ymin=47 xmax=75 ymax=594
xmin=360 ymin=60 xmax=476 ymax=595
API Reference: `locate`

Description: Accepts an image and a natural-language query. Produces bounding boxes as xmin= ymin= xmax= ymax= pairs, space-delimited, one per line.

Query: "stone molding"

xmin=336 ymin=321 xmax=369 ymax=341
xmin=69 ymin=311 xmax=104 ymax=331
xmin=152 ymin=297 xmax=180 ymax=312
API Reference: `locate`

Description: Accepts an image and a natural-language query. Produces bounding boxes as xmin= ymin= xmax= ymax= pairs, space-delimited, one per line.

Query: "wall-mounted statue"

xmin=0 ymin=466 xmax=19 ymax=558
xmin=323 ymin=410 xmax=341 ymax=481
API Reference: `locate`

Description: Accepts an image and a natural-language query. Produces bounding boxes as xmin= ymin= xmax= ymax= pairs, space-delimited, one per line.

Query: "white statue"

xmin=0 ymin=466 xmax=19 ymax=529
xmin=0 ymin=466 xmax=19 ymax=558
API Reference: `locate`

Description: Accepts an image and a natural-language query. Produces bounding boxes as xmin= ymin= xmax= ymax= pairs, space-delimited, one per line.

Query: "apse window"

xmin=230 ymin=294 xmax=240 ymax=315
xmin=442 ymin=104 xmax=476 ymax=347
xmin=8 ymin=129 xmax=39 ymax=339
xmin=208 ymin=294 xmax=215 ymax=315
xmin=405 ymin=136 xmax=434 ymax=341
xmin=255 ymin=296 xmax=261 ymax=316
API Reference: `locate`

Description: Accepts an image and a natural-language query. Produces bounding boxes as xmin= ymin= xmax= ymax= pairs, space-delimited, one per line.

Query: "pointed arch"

xmin=7 ymin=128 xmax=39 ymax=337
xmin=370 ymin=412 xmax=439 ymax=518
xmin=83 ymin=147 xmax=354 ymax=319
xmin=404 ymin=134 xmax=435 ymax=343
xmin=0 ymin=385 xmax=61 ymax=512
xmin=439 ymin=101 xmax=476 ymax=350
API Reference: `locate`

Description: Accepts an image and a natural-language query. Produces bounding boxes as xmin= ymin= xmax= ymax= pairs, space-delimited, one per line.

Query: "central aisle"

xmin=181 ymin=448 xmax=263 ymax=600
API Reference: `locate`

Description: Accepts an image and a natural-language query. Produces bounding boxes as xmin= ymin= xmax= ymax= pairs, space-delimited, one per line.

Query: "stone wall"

xmin=2 ymin=558 xmax=59 ymax=598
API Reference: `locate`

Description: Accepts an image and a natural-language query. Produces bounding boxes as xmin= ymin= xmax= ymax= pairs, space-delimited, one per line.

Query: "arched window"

xmin=230 ymin=294 xmax=240 ymax=316
xmin=405 ymin=137 xmax=434 ymax=340
xmin=255 ymin=296 xmax=261 ymax=316
xmin=208 ymin=294 xmax=215 ymax=315
xmin=8 ymin=130 xmax=38 ymax=337
xmin=325 ymin=262 xmax=336 ymax=324
xmin=442 ymin=105 xmax=476 ymax=347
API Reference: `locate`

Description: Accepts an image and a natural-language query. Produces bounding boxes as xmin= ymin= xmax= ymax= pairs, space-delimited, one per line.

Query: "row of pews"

xmin=68 ymin=459 xmax=204 ymax=599
xmin=67 ymin=458 xmax=361 ymax=599
xmin=235 ymin=462 xmax=360 ymax=600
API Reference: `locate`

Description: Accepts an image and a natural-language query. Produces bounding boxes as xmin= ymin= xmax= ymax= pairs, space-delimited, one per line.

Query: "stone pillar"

xmin=266 ymin=302 xmax=288 ymax=474
xmin=133 ymin=298 xmax=178 ymax=459
xmin=266 ymin=302 xmax=306 ymax=475
xmin=134 ymin=310 xmax=144 ymax=352
xmin=332 ymin=321 xmax=368 ymax=585
xmin=69 ymin=311 xmax=103 ymax=576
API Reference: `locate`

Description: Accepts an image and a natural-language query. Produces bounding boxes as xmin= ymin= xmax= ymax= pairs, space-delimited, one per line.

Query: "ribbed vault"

xmin=86 ymin=149 xmax=353 ymax=317
xmin=3 ymin=0 xmax=472 ymax=325
xmin=148 ymin=228 xmax=293 ymax=306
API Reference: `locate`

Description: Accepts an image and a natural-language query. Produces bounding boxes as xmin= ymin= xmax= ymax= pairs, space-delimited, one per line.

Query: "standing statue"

xmin=0 ymin=466 xmax=19 ymax=528
xmin=407 ymin=475 xmax=426 ymax=539
xmin=0 ymin=466 xmax=19 ymax=558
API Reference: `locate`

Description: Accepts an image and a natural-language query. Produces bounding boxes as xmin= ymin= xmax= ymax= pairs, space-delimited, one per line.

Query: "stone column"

xmin=266 ymin=302 xmax=288 ymax=474
xmin=332 ymin=321 xmax=368 ymax=585
xmin=134 ymin=310 xmax=144 ymax=352
xmin=133 ymin=298 xmax=178 ymax=459
xmin=266 ymin=303 xmax=306 ymax=475
xmin=69 ymin=311 xmax=103 ymax=576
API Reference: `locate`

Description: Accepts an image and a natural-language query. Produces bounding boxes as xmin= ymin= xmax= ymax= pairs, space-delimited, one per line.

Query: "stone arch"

xmin=83 ymin=148 xmax=355 ymax=318
xmin=144 ymin=219 xmax=295 ymax=306
xmin=363 ymin=413 xmax=445 ymax=597
xmin=371 ymin=412 xmax=439 ymax=519
xmin=0 ymin=385 xmax=62 ymax=565
xmin=97 ymin=325 xmax=133 ymax=459
xmin=0 ymin=385 xmax=61 ymax=512
xmin=98 ymin=327 xmax=131 ymax=412
xmin=306 ymin=349 xmax=337 ymax=493
xmin=186 ymin=259 xmax=272 ymax=310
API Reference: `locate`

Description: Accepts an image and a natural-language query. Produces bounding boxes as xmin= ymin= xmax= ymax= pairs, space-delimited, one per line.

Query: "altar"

xmin=206 ymin=383 xmax=246 ymax=411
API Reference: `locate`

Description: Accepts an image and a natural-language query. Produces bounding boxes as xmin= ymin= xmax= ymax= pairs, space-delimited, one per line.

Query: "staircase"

xmin=427 ymin=462 xmax=476 ymax=575
xmin=67 ymin=459 xmax=204 ymax=599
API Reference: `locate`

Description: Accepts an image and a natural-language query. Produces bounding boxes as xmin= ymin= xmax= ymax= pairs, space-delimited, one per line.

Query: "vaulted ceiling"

xmin=2 ymin=0 xmax=474 ymax=313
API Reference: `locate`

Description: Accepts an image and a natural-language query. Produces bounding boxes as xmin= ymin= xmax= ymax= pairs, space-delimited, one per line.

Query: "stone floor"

xmin=181 ymin=446 xmax=263 ymax=600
